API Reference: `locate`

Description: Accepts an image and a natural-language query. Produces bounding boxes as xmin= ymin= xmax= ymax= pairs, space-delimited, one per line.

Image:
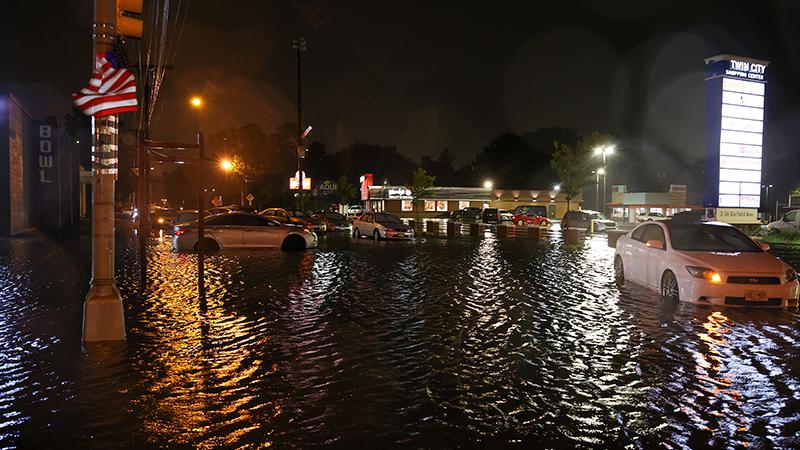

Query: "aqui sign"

xmin=703 ymin=54 xmax=769 ymax=221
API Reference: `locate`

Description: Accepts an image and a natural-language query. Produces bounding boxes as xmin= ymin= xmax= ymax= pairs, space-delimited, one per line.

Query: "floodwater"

xmin=1 ymin=229 xmax=800 ymax=448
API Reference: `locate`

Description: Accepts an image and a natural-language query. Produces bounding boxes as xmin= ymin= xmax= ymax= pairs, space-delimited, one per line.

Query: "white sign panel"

xmin=718 ymin=74 xmax=764 ymax=209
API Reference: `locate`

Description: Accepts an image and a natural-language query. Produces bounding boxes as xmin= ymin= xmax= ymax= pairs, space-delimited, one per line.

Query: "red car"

xmin=512 ymin=213 xmax=551 ymax=227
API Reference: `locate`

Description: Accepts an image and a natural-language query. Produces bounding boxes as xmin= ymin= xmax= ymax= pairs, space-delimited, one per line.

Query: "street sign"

xmin=246 ymin=193 xmax=254 ymax=205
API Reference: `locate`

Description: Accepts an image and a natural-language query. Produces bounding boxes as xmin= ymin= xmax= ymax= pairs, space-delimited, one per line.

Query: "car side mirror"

xmin=645 ymin=239 xmax=664 ymax=250
xmin=757 ymin=241 xmax=770 ymax=251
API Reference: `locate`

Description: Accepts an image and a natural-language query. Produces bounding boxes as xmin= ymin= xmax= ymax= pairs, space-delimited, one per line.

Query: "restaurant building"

xmin=607 ymin=184 xmax=700 ymax=223
xmin=362 ymin=181 xmax=581 ymax=220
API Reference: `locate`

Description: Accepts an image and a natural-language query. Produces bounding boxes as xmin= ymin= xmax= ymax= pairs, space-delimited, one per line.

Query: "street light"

xmin=553 ymin=184 xmax=561 ymax=191
xmin=190 ymin=96 xmax=203 ymax=108
xmin=484 ymin=180 xmax=493 ymax=189
xmin=594 ymin=144 xmax=614 ymax=215
xmin=220 ymin=159 xmax=233 ymax=172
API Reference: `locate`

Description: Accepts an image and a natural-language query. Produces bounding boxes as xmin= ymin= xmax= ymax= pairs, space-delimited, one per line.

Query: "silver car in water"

xmin=172 ymin=212 xmax=317 ymax=252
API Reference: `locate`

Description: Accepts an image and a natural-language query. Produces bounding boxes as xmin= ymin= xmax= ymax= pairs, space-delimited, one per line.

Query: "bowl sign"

xmin=319 ymin=180 xmax=337 ymax=192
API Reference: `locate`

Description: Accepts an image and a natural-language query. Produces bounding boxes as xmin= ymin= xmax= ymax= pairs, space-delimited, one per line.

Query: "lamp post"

xmin=594 ymin=145 xmax=615 ymax=215
xmin=292 ymin=36 xmax=307 ymax=209
xmin=220 ymin=158 xmax=249 ymax=206
xmin=764 ymin=184 xmax=773 ymax=221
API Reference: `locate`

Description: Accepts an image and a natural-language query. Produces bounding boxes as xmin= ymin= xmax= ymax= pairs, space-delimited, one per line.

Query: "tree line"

xmin=159 ymin=121 xmax=612 ymax=210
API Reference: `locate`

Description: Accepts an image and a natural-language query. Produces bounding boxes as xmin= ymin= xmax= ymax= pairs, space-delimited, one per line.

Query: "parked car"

xmin=636 ymin=211 xmax=670 ymax=222
xmin=561 ymin=210 xmax=617 ymax=232
xmin=346 ymin=205 xmax=364 ymax=218
xmin=172 ymin=210 xmax=198 ymax=225
xmin=352 ymin=212 xmax=414 ymax=240
xmin=499 ymin=210 xmax=513 ymax=222
xmin=173 ymin=212 xmax=317 ymax=252
xmin=451 ymin=207 xmax=482 ymax=221
xmin=614 ymin=220 xmax=798 ymax=307
xmin=512 ymin=205 xmax=548 ymax=218
xmin=767 ymin=209 xmax=800 ymax=233
xmin=512 ymin=212 xmax=551 ymax=227
xmin=151 ymin=208 xmax=180 ymax=229
xmin=482 ymin=208 xmax=500 ymax=224
xmin=260 ymin=208 xmax=327 ymax=232
xmin=312 ymin=211 xmax=352 ymax=232
xmin=435 ymin=210 xmax=454 ymax=219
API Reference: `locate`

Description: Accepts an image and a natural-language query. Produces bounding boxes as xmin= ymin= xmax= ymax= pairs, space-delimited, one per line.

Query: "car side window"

xmin=206 ymin=215 xmax=239 ymax=226
xmin=641 ymin=224 xmax=666 ymax=248
xmin=238 ymin=215 xmax=265 ymax=227
xmin=631 ymin=226 xmax=646 ymax=242
xmin=364 ymin=214 xmax=373 ymax=223
xmin=785 ymin=210 xmax=797 ymax=222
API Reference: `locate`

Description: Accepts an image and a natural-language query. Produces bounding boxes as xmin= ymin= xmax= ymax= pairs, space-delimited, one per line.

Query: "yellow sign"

xmin=714 ymin=207 xmax=758 ymax=224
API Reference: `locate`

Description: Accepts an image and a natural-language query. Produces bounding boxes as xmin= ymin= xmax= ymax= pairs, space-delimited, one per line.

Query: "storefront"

xmin=364 ymin=184 xmax=581 ymax=220
xmin=607 ymin=184 xmax=699 ymax=223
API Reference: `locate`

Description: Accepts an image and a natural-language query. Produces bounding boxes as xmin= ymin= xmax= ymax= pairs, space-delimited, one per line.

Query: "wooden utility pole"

xmin=83 ymin=0 xmax=126 ymax=341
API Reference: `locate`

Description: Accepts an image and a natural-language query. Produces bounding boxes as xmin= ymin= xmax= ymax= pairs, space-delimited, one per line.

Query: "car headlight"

xmin=785 ymin=268 xmax=797 ymax=283
xmin=686 ymin=266 xmax=723 ymax=284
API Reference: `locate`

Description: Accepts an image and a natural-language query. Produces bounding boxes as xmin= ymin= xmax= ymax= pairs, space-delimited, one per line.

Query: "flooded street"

xmin=1 ymin=230 xmax=800 ymax=448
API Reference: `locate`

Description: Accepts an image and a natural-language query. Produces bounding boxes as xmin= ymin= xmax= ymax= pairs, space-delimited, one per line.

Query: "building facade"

xmin=608 ymin=184 xmax=699 ymax=223
xmin=0 ymin=91 xmax=80 ymax=236
xmin=365 ymin=185 xmax=581 ymax=220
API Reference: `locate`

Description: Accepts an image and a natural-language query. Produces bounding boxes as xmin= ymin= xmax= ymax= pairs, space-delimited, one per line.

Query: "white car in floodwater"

xmin=173 ymin=213 xmax=317 ymax=252
xmin=352 ymin=212 xmax=414 ymax=241
xmin=614 ymin=220 xmax=799 ymax=307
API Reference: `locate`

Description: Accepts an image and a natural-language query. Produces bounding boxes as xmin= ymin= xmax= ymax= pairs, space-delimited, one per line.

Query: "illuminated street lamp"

xmin=553 ymin=184 xmax=561 ymax=191
xmin=220 ymin=159 xmax=233 ymax=172
xmin=190 ymin=96 xmax=203 ymax=108
xmin=484 ymin=180 xmax=493 ymax=189
xmin=594 ymin=144 xmax=614 ymax=214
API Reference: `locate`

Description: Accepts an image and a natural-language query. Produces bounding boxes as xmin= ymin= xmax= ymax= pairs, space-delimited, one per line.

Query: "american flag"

xmin=72 ymin=47 xmax=138 ymax=118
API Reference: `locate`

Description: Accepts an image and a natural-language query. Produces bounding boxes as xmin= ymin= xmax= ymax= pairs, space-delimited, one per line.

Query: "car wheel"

xmin=614 ymin=255 xmax=625 ymax=287
xmin=661 ymin=270 xmax=680 ymax=302
xmin=353 ymin=227 xmax=360 ymax=238
xmin=194 ymin=238 xmax=219 ymax=253
xmin=517 ymin=220 xmax=524 ymax=226
xmin=373 ymin=229 xmax=380 ymax=241
xmin=281 ymin=234 xmax=306 ymax=251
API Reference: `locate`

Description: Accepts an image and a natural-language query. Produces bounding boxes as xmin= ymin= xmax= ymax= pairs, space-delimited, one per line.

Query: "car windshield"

xmin=375 ymin=213 xmax=402 ymax=223
xmin=325 ymin=212 xmax=346 ymax=220
xmin=287 ymin=210 xmax=308 ymax=218
xmin=588 ymin=212 xmax=609 ymax=220
xmin=668 ymin=223 xmax=762 ymax=252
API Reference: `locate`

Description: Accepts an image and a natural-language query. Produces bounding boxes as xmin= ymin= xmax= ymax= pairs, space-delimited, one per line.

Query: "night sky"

xmin=4 ymin=0 xmax=800 ymax=193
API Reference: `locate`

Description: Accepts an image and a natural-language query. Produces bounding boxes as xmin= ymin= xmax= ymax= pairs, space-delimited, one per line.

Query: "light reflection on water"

xmin=0 ymin=232 xmax=799 ymax=447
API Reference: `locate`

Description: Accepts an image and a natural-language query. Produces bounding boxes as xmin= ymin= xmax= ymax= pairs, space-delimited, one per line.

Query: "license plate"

xmin=744 ymin=290 xmax=768 ymax=301
xmin=396 ymin=233 xmax=405 ymax=237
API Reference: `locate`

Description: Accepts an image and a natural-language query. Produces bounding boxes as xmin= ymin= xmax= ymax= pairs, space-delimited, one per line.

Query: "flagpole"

xmin=83 ymin=0 xmax=125 ymax=342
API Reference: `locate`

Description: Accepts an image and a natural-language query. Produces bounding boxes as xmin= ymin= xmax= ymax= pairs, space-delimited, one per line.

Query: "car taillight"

xmin=175 ymin=229 xmax=186 ymax=236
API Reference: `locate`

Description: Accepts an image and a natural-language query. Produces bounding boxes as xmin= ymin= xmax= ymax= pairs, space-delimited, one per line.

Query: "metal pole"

xmin=602 ymin=153 xmax=607 ymax=216
xmin=197 ymin=133 xmax=205 ymax=297
xmin=138 ymin=79 xmax=151 ymax=289
xmin=83 ymin=0 xmax=125 ymax=342
xmin=137 ymin=133 xmax=148 ymax=288
xmin=293 ymin=37 xmax=306 ymax=210
xmin=595 ymin=172 xmax=600 ymax=212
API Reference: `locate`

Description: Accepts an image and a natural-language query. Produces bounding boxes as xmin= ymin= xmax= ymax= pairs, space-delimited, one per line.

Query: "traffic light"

xmin=117 ymin=0 xmax=143 ymax=39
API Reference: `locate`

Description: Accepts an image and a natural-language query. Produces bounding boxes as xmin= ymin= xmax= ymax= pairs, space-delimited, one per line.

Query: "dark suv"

xmin=561 ymin=210 xmax=617 ymax=232
xmin=452 ymin=207 xmax=482 ymax=221
xmin=482 ymin=208 xmax=500 ymax=224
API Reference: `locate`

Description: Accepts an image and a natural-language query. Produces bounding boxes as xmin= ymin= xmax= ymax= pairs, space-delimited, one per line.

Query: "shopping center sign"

xmin=703 ymin=54 xmax=769 ymax=210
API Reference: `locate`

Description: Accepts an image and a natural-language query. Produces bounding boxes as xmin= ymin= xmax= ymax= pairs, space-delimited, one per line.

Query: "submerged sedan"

xmin=173 ymin=212 xmax=317 ymax=252
xmin=614 ymin=220 xmax=799 ymax=307
xmin=312 ymin=211 xmax=352 ymax=232
xmin=352 ymin=212 xmax=414 ymax=240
